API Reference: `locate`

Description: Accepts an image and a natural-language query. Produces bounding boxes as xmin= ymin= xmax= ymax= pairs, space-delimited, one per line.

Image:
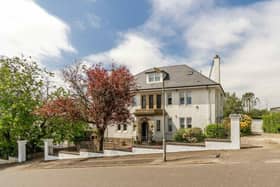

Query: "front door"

xmin=141 ymin=122 xmax=148 ymax=142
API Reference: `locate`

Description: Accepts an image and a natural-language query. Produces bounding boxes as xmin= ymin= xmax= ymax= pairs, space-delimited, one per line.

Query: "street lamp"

xmin=154 ymin=67 xmax=168 ymax=162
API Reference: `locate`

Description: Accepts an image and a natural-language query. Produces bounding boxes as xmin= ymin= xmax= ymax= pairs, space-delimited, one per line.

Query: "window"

xmin=179 ymin=118 xmax=185 ymax=129
xmin=132 ymin=96 xmax=137 ymax=106
xmin=155 ymin=73 xmax=161 ymax=81
xmin=149 ymin=95 xmax=154 ymax=109
xmin=156 ymin=95 xmax=162 ymax=109
xmin=179 ymin=92 xmax=185 ymax=105
xmin=147 ymin=73 xmax=161 ymax=83
xmin=123 ymin=124 xmax=127 ymax=131
xmin=141 ymin=95 xmax=146 ymax=109
xmin=117 ymin=124 xmax=121 ymax=131
xmin=156 ymin=120 xmax=161 ymax=132
xmin=186 ymin=92 xmax=192 ymax=104
xmin=167 ymin=93 xmax=172 ymax=105
xmin=187 ymin=117 xmax=192 ymax=128
xmin=168 ymin=118 xmax=172 ymax=132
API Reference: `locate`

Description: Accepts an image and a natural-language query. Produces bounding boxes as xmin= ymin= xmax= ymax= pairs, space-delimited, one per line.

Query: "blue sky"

xmin=36 ymin=0 xmax=151 ymax=69
xmin=0 ymin=0 xmax=280 ymax=107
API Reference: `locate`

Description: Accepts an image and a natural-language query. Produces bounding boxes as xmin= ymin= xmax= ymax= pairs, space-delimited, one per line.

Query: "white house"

xmin=105 ymin=55 xmax=224 ymax=143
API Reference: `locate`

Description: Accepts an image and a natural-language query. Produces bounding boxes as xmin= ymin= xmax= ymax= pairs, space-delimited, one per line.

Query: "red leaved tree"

xmin=36 ymin=63 xmax=135 ymax=151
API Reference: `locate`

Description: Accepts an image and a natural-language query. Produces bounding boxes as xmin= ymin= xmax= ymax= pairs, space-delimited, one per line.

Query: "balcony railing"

xmin=134 ymin=108 xmax=164 ymax=116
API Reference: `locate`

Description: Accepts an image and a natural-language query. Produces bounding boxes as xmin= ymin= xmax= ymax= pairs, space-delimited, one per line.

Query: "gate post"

xmin=229 ymin=114 xmax=241 ymax=149
xmin=43 ymin=139 xmax=54 ymax=161
xmin=17 ymin=140 xmax=27 ymax=163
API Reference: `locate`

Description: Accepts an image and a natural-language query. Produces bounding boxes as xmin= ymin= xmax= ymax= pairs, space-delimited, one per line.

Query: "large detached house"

xmin=106 ymin=55 xmax=224 ymax=143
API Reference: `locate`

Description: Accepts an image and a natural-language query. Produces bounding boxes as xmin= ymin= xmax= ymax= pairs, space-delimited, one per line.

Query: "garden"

xmin=173 ymin=114 xmax=253 ymax=143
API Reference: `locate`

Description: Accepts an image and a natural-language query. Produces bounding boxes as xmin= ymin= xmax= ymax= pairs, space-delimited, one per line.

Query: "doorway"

xmin=141 ymin=122 xmax=148 ymax=142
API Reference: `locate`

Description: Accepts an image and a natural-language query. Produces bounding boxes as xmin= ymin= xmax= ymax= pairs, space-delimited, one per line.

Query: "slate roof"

xmin=134 ymin=64 xmax=221 ymax=90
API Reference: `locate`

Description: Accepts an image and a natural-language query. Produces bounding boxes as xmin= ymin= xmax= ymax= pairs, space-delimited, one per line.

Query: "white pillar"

xmin=43 ymin=139 xmax=53 ymax=161
xmin=17 ymin=140 xmax=27 ymax=163
xmin=230 ymin=114 xmax=241 ymax=149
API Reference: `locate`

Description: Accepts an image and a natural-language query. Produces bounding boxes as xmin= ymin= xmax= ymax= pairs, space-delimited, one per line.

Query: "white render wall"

xmin=106 ymin=86 xmax=224 ymax=141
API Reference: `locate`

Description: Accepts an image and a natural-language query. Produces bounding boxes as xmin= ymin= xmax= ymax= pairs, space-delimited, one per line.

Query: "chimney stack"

xmin=209 ymin=55 xmax=221 ymax=84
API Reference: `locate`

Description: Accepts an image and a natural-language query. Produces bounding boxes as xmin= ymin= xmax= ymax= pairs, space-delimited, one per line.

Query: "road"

xmin=1 ymin=135 xmax=280 ymax=187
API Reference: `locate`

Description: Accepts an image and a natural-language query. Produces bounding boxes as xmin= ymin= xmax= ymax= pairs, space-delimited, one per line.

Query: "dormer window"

xmin=147 ymin=72 xmax=162 ymax=83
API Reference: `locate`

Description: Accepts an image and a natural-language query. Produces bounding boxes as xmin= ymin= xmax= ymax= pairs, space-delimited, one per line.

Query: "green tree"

xmin=223 ymin=92 xmax=243 ymax=118
xmin=0 ymin=57 xmax=49 ymax=158
xmin=242 ymin=92 xmax=259 ymax=112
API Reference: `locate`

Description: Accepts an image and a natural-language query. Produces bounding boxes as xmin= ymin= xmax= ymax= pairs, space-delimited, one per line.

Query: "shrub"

xmin=205 ymin=124 xmax=229 ymax=139
xmin=263 ymin=113 xmax=280 ymax=133
xmin=223 ymin=114 xmax=252 ymax=136
xmin=173 ymin=128 xmax=204 ymax=143
xmin=173 ymin=128 xmax=186 ymax=142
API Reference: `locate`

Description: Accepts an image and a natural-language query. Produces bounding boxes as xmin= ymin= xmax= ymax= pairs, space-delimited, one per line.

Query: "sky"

xmin=0 ymin=0 xmax=279 ymax=108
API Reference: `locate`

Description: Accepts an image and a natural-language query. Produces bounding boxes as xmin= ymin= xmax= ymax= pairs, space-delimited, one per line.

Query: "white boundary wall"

xmin=205 ymin=114 xmax=241 ymax=150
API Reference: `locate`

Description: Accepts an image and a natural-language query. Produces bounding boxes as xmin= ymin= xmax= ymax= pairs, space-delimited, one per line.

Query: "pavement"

xmin=1 ymin=134 xmax=280 ymax=187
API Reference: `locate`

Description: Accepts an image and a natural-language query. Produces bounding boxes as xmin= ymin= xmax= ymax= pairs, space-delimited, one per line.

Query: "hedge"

xmin=205 ymin=124 xmax=229 ymax=139
xmin=263 ymin=113 xmax=280 ymax=133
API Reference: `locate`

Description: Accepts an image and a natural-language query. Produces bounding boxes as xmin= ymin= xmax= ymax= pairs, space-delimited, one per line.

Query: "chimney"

xmin=209 ymin=55 xmax=221 ymax=84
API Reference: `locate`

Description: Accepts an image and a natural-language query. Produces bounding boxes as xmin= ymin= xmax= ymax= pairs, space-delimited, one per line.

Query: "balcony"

xmin=134 ymin=108 xmax=164 ymax=116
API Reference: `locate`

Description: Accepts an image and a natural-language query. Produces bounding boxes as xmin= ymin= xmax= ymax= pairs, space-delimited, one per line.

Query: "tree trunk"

xmin=98 ymin=128 xmax=105 ymax=152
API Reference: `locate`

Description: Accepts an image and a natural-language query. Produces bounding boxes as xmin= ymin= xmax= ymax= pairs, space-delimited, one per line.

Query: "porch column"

xmin=17 ymin=140 xmax=27 ymax=163
xmin=230 ymin=114 xmax=241 ymax=149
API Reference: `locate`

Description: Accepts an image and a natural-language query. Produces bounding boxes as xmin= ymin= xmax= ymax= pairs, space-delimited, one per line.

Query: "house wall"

xmin=105 ymin=86 xmax=224 ymax=141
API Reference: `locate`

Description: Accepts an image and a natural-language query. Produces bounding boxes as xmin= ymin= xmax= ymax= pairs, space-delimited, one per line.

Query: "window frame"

xmin=168 ymin=118 xmax=173 ymax=132
xmin=179 ymin=92 xmax=185 ymax=105
xmin=149 ymin=95 xmax=154 ymax=109
xmin=117 ymin=124 xmax=121 ymax=131
xmin=123 ymin=124 xmax=127 ymax=131
xmin=147 ymin=72 xmax=162 ymax=83
xmin=141 ymin=95 xmax=146 ymax=109
xmin=179 ymin=117 xmax=185 ymax=129
xmin=156 ymin=120 xmax=161 ymax=132
xmin=167 ymin=92 xmax=172 ymax=105
xmin=186 ymin=91 xmax=192 ymax=105
xmin=186 ymin=117 xmax=192 ymax=128
xmin=156 ymin=94 xmax=162 ymax=109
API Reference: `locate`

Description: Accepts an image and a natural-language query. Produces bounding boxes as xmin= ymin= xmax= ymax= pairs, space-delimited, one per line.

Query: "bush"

xmin=173 ymin=128 xmax=204 ymax=143
xmin=240 ymin=115 xmax=252 ymax=135
xmin=205 ymin=124 xmax=229 ymax=139
xmin=263 ymin=113 xmax=280 ymax=133
xmin=173 ymin=128 xmax=186 ymax=142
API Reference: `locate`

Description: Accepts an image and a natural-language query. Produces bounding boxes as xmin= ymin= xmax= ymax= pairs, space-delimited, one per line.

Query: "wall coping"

xmin=205 ymin=138 xmax=231 ymax=143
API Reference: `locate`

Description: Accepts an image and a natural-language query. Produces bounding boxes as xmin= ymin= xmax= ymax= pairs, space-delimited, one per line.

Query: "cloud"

xmin=85 ymin=0 xmax=280 ymax=108
xmin=74 ymin=13 xmax=101 ymax=30
xmin=0 ymin=0 xmax=75 ymax=61
xmin=85 ymin=33 xmax=186 ymax=74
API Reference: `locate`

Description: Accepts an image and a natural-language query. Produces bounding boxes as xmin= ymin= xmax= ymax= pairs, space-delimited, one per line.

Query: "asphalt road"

xmin=1 ymin=161 xmax=280 ymax=187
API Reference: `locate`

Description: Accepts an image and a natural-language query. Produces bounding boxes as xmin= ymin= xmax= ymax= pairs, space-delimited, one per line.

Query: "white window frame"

xmin=186 ymin=117 xmax=192 ymax=128
xmin=123 ymin=124 xmax=128 ymax=131
xmin=179 ymin=92 xmax=185 ymax=105
xmin=179 ymin=118 xmax=185 ymax=129
xmin=117 ymin=124 xmax=122 ymax=131
xmin=156 ymin=120 xmax=161 ymax=132
xmin=168 ymin=118 xmax=173 ymax=132
xmin=186 ymin=91 xmax=192 ymax=105
xmin=146 ymin=72 xmax=162 ymax=84
xmin=167 ymin=92 xmax=172 ymax=105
